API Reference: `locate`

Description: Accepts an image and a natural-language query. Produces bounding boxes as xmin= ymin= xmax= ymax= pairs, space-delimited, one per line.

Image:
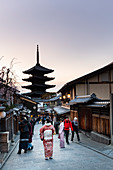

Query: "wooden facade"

xmin=0 ymin=109 xmax=21 ymax=152
xmin=58 ymin=63 xmax=113 ymax=101
xmin=92 ymin=114 xmax=110 ymax=136
xmin=70 ymin=110 xmax=78 ymax=120
xmin=92 ymin=107 xmax=110 ymax=136
xmin=79 ymin=107 xmax=92 ymax=131
xmin=70 ymin=104 xmax=110 ymax=137
xmin=58 ymin=63 xmax=112 ymax=140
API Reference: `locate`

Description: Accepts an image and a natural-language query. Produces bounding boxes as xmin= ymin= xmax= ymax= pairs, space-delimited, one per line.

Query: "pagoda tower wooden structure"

xmin=22 ymin=45 xmax=55 ymax=98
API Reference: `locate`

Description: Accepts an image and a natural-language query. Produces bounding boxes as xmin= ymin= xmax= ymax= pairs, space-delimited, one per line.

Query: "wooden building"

xmin=58 ymin=63 xmax=113 ymax=143
xmin=58 ymin=62 xmax=113 ymax=101
xmin=18 ymin=94 xmax=38 ymax=116
xmin=70 ymin=94 xmax=110 ymax=136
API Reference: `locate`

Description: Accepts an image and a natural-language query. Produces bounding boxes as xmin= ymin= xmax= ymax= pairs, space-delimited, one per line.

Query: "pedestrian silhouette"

xmin=40 ymin=118 xmax=55 ymax=160
xmin=17 ymin=117 xmax=31 ymax=154
xmin=71 ymin=117 xmax=80 ymax=143
xmin=63 ymin=116 xmax=73 ymax=145
xmin=58 ymin=118 xmax=65 ymax=148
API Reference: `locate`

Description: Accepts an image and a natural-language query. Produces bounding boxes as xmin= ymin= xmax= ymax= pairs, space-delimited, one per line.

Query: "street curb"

xmin=0 ymin=139 xmax=19 ymax=169
xmin=77 ymin=142 xmax=113 ymax=160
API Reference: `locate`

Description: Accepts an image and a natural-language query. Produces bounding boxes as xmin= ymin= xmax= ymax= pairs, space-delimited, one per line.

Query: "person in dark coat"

xmin=30 ymin=118 xmax=36 ymax=135
xmin=27 ymin=122 xmax=33 ymax=150
xmin=17 ymin=117 xmax=31 ymax=154
xmin=71 ymin=117 xmax=80 ymax=142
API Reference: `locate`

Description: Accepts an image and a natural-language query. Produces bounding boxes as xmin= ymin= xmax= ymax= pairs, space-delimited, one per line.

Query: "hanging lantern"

xmin=0 ymin=111 xmax=6 ymax=118
xmin=0 ymin=106 xmax=5 ymax=119
xmin=63 ymin=95 xmax=66 ymax=99
xmin=67 ymin=94 xmax=70 ymax=98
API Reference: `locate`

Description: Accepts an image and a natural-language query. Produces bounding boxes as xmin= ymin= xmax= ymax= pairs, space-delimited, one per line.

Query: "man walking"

xmin=64 ymin=116 xmax=73 ymax=144
xmin=71 ymin=117 xmax=80 ymax=143
xmin=17 ymin=117 xmax=31 ymax=154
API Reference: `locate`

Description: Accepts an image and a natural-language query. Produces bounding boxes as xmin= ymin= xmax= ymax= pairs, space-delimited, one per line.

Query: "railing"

xmin=5 ymin=113 xmax=13 ymax=140
xmin=0 ymin=110 xmax=20 ymax=141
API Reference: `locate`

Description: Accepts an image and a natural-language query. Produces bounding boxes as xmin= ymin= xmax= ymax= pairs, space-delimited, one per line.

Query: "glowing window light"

xmin=67 ymin=94 xmax=70 ymax=98
xmin=63 ymin=95 xmax=66 ymax=99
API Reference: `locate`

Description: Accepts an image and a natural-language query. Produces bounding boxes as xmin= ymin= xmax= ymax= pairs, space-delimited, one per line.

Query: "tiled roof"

xmin=69 ymin=93 xmax=98 ymax=105
xmin=54 ymin=106 xmax=70 ymax=115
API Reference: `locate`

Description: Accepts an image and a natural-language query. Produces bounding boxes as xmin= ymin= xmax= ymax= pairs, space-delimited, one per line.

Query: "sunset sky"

xmin=0 ymin=0 xmax=113 ymax=93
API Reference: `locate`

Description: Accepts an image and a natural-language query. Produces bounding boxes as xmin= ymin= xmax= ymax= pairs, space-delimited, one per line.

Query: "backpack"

xmin=64 ymin=119 xmax=70 ymax=129
xmin=21 ymin=123 xmax=29 ymax=133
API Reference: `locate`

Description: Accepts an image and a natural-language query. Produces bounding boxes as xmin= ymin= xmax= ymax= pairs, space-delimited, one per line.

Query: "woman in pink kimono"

xmin=40 ymin=118 xmax=55 ymax=160
xmin=59 ymin=118 xmax=65 ymax=148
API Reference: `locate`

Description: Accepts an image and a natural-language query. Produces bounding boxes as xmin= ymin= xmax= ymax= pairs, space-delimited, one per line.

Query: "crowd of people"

xmin=40 ymin=115 xmax=80 ymax=160
xmin=17 ymin=114 xmax=80 ymax=161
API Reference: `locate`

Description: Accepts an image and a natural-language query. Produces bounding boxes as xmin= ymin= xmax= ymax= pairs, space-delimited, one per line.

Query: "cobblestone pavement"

xmin=2 ymin=124 xmax=113 ymax=170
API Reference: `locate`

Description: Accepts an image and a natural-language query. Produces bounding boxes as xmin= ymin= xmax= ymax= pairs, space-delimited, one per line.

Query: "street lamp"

xmin=0 ymin=106 xmax=6 ymax=119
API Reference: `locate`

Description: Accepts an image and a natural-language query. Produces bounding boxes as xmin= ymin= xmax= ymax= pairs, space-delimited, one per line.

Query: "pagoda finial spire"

xmin=37 ymin=45 xmax=39 ymax=65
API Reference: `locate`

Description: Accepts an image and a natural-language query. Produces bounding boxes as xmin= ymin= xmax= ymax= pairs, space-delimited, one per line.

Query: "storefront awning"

xmin=45 ymin=108 xmax=53 ymax=113
xmin=54 ymin=106 xmax=70 ymax=115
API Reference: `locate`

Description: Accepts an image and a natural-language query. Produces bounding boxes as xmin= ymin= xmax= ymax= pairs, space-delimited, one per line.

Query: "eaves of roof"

xmin=69 ymin=93 xmax=99 ymax=105
xmin=23 ymin=64 xmax=54 ymax=74
xmin=58 ymin=62 xmax=113 ymax=93
xmin=86 ymin=101 xmax=110 ymax=108
xmin=54 ymin=106 xmax=70 ymax=115
xmin=18 ymin=94 xmax=39 ymax=104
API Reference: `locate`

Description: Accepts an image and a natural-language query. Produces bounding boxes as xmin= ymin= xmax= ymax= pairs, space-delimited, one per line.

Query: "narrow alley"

xmin=2 ymin=124 xmax=113 ymax=170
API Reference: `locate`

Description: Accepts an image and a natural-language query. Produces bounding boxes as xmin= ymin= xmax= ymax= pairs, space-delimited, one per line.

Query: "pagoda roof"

xmin=22 ymin=91 xmax=45 ymax=97
xmin=22 ymin=84 xmax=55 ymax=90
xmin=22 ymin=45 xmax=55 ymax=98
xmin=22 ymin=76 xmax=55 ymax=82
xmin=23 ymin=64 xmax=54 ymax=75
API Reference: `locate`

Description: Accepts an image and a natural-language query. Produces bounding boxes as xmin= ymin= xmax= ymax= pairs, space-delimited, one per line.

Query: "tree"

xmin=0 ymin=57 xmax=19 ymax=105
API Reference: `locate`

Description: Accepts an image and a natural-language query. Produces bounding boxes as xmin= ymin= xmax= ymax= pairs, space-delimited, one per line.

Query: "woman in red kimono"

xmin=40 ymin=118 xmax=55 ymax=160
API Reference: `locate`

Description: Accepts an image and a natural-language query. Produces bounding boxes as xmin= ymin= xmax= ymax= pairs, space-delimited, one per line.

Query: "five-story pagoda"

xmin=22 ymin=45 xmax=55 ymax=98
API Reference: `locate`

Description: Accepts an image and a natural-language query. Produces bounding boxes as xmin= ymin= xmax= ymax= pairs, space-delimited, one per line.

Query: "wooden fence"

xmin=0 ymin=110 xmax=20 ymax=152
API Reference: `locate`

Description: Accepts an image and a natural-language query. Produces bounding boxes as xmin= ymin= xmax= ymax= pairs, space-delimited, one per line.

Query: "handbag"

xmin=58 ymin=134 xmax=60 ymax=139
xmin=40 ymin=133 xmax=44 ymax=141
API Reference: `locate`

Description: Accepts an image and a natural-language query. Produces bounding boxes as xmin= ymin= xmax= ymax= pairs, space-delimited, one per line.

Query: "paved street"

xmin=2 ymin=124 xmax=113 ymax=170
